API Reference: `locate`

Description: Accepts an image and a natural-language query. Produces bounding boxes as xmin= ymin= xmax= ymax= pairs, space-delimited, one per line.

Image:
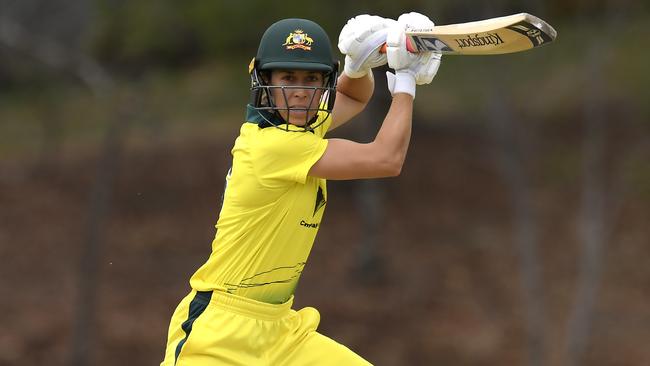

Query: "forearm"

xmin=372 ymin=93 xmax=413 ymax=173
xmin=336 ymin=72 xmax=374 ymax=105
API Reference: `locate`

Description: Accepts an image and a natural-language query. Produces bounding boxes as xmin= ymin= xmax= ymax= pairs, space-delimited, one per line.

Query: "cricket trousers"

xmin=160 ymin=289 xmax=372 ymax=366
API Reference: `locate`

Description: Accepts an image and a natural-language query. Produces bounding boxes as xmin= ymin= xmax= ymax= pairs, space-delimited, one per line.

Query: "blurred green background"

xmin=1 ymin=1 xmax=649 ymax=365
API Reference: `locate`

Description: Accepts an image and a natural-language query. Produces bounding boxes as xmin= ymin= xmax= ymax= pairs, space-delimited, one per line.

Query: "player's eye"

xmin=306 ymin=74 xmax=324 ymax=85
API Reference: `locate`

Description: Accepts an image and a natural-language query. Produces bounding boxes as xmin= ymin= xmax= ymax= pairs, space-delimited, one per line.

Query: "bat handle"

xmin=379 ymin=37 xmax=417 ymax=54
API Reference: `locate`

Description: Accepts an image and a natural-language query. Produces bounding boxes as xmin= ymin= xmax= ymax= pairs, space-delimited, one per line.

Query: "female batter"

xmin=161 ymin=13 xmax=441 ymax=366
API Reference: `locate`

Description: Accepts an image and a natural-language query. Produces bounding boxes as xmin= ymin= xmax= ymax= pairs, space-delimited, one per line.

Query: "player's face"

xmin=269 ymin=70 xmax=325 ymax=126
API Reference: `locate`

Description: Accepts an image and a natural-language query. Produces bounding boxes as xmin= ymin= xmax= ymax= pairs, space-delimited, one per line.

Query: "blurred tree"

xmin=564 ymin=3 xmax=627 ymax=366
xmin=486 ymin=89 xmax=546 ymax=366
xmin=92 ymin=0 xmax=201 ymax=73
xmin=482 ymin=1 xmax=549 ymax=365
xmin=4 ymin=0 xmax=629 ymax=82
xmin=90 ymin=0 xmax=347 ymax=74
xmin=351 ymin=67 xmax=392 ymax=283
xmin=1 ymin=3 xmax=128 ymax=366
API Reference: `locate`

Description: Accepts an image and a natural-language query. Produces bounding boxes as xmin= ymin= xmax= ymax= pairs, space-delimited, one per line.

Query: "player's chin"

xmin=287 ymin=111 xmax=315 ymax=126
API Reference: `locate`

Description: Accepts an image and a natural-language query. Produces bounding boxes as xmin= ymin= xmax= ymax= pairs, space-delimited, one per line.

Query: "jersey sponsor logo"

xmin=283 ymin=29 xmax=314 ymax=51
xmin=300 ymin=220 xmax=319 ymax=229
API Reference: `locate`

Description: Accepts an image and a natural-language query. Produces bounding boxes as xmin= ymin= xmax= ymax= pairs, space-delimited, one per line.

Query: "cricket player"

xmin=161 ymin=12 xmax=441 ymax=366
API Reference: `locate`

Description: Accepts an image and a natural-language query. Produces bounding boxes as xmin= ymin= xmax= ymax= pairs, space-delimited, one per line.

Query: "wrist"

xmin=392 ymin=70 xmax=416 ymax=98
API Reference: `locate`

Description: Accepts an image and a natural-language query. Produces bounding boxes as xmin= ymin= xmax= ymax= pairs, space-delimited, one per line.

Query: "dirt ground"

xmin=1 ymin=120 xmax=649 ymax=366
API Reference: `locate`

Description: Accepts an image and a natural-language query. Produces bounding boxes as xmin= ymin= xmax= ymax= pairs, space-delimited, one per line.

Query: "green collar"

xmin=245 ymin=104 xmax=320 ymax=132
xmin=245 ymin=104 xmax=284 ymax=128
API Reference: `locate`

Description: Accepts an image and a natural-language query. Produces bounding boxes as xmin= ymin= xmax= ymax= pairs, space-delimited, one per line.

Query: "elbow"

xmin=380 ymin=155 xmax=405 ymax=177
xmin=367 ymin=140 xmax=407 ymax=178
xmin=387 ymin=161 xmax=404 ymax=177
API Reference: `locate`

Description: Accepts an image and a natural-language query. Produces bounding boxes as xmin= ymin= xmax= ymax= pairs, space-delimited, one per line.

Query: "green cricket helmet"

xmin=249 ymin=18 xmax=339 ymax=130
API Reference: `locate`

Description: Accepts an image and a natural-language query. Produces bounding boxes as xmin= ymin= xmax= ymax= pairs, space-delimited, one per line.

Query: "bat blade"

xmin=407 ymin=13 xmax=557 ymax=55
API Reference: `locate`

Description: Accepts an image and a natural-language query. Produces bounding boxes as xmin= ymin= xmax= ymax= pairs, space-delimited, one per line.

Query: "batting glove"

xmin=385 ymin=12 xmax=442 ymax=97
xmin=338 ymin=14 xmax=398 ymax=78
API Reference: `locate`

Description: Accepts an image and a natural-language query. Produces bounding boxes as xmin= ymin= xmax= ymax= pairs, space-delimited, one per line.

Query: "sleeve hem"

xmin=294 ymin=138 xmax=328 ymax=184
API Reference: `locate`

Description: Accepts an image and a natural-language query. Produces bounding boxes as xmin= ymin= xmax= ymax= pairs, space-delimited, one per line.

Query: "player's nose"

xmin=291 ymin=87 xmax=311 ymax=99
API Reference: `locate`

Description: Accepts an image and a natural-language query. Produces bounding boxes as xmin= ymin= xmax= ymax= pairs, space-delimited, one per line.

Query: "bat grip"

xmin=379 ymin=37 xmax=417 ymax=53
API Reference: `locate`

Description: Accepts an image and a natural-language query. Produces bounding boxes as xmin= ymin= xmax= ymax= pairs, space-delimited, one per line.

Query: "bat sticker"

xmin=506 ymin=21 xmax=554 ymax=46
xmin=411 ymin=36 xmax=453 ymax=52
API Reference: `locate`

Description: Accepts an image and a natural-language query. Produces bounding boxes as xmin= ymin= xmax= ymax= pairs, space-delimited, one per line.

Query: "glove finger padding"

xmin=387 ymin=11 xmax=442 ymax=86
xmin=397 ymin=12 xmax=435 ymax=32
xmin=346 ymin=29 xmax=390 ymax=68
xmin=338 ymin=15 xmax=392 ymax=54
xmin=414 ymin=52 xmax=441 ymax=85
xmin=338 ymin=15 xmax=387 ymax=51
xmin=386 ymin=25 xmax=417 ymax=71
xmin=338 ymin=15 xmax=397 ymax=78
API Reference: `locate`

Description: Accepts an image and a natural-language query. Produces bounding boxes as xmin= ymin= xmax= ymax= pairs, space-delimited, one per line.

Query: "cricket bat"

xmin=382 ymin=13 xmax=557 ymax=55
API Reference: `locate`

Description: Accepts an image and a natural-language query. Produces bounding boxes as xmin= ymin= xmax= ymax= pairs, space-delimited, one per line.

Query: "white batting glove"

xmin=398 ymin=12 xmax=435 ymax=33
xmin=338 ymin=14 xmax=398 ymax=78
xmin=385 ymin=12 xmax=442 ymax=97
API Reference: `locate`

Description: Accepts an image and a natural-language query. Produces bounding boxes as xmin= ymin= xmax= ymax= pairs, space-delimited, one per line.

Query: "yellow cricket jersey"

xmin=189 ymin=106 xmax=331 ymax=304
